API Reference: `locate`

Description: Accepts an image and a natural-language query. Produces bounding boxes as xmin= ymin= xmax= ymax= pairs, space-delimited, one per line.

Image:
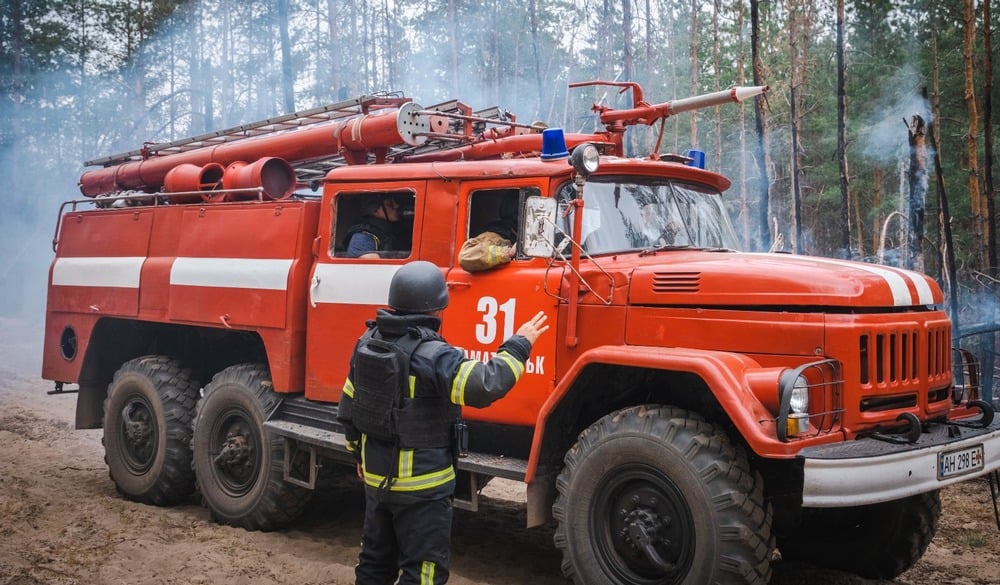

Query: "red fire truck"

xmin=43 ymin=82 xmax=999 ymax=584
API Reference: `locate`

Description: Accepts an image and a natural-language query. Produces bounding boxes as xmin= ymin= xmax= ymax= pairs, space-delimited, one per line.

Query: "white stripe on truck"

xmin=51 ymin=256 xmax=145 ymax=288
xmin=170 ymin=257 xmax=293 ymax=290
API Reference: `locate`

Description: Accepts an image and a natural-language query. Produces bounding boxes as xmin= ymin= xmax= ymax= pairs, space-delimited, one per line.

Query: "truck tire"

xmin=191 ymin=363 xmax=310 ymax=531
xmin=103 ymin=355 xmax=200 ymax=505
xmin=553 ymin=405 xmax=773 ymax=585
xmin=776 ymin=490 xmax=940 ymax=579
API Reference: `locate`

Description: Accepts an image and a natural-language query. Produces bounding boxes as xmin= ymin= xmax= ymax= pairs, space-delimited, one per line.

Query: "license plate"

xmin=937 ymin=444 xmax=984 ymax=480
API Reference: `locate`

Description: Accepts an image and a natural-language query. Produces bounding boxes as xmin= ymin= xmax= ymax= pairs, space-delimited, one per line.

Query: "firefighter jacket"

xmin=338 ymin=309 xmax=533 ymax=500
xmin=458 ymin=230 xmax=514 ymax=272
xmin=344 ymin=216 xmax=401 ymax=258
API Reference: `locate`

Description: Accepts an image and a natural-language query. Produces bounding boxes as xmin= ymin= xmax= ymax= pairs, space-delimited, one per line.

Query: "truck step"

xmin=265 ymin=394 xmax=529 ymax=482
xmin=267 ymin=394 xmax=343 ymax=433
xmin=457 ymin=452 xmax=527 ymax=482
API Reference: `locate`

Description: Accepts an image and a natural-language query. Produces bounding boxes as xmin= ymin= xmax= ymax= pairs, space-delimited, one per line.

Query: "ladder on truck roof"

xmin=84 ymin=93 xmax=521 ymax=186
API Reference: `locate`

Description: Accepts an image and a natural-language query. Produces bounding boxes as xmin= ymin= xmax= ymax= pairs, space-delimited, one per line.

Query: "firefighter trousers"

xmin=356 ymin=486 xmax=452 ymax=585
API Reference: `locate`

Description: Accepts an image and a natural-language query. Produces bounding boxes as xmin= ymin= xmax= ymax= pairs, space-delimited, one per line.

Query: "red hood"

xmin=627 ymin=251 xmax=941 ymax=308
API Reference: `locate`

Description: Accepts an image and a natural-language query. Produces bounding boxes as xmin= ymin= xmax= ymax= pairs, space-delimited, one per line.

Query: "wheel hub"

xmin=617 ymin=492 xmax=677 ymax=574
xmin=209 ymin=410 xmax=261 ymax=496
xmin=214 ymin=432 xmax=252 ymax=468
xmin=122 ymin=404 xmax=151 ymax=447
xmin=594 ymin=466 xmax=695 ymax=583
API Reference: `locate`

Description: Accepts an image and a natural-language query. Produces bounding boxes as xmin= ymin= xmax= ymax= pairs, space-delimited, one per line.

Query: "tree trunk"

xmin=689 ymin=0 xmax=699 ymax=147
xmin=9 ymin=0 xmax=23 ymax=198
xmin=984 ymin=0 xmax=997 ymax=270
xmin=906 ymin=114 xmax=928 ymax=273
xmin=277 ymin=0 xmax=294 ymax=113
xmin=623 ymin=0 xmax=634 ymax=155
xmin=529 ymin=0 xmax=544 ymax=121
xmin=645 ymin=0 xmax=655 ymax=153
xmin=326 ymin=0 xmax=340 ymax=98
xmin=185 ymin=2 xmax=208 ymax=134
xmin=738 ymin=0 xmax=750 ymax=250
xmin=448 ymin=0 xmax=458 ymax=96
xmin=788 ymin=0 xmax=804 ymax=254
xmin=836 ymin=0 xmax=850 ymax=258
xmin=979 ymin=0 xmax=996 ymax=407
xmin=751 ymin=0 xmax=770 ymax=252
xmin=872 ymin=167 xmax=883 ymax=257
xmin=622 ymin=0 xmax=633 ymax=82
xmin=127 ymin=0 xmax=148 ymax=134
xmin=853 ymin=184 xmax=865 ymax=258
xmin=220 ymin=0 xmax=234 ymax=125
xmin=644 ymin=0 xmax=653 ymax=90
xmin=932 ymin=31 xmax=960 ymax=330
xmin=600 ymin=0 xmax=613 ymax=83
xmin=713 ymin=0 xmax=722 ymax=167
xmin=669 ymin=1 xmax=679 ymax=152
xmin=963 ymin=0 xmax=983 ymax=268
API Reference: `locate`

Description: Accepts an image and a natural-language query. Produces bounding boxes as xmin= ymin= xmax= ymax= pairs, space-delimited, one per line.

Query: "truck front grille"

xmin=858 ymin=324 xmax=950 ymax=387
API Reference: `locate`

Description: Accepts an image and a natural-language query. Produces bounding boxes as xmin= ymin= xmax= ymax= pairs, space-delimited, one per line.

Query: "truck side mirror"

xmin=521 ymin=196 xmax=558 ymax=258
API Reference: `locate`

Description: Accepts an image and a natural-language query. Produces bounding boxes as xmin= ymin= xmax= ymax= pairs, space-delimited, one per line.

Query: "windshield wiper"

xmin=637 ymin=245 xmax=736 ymax=256
xmin=638 ymin=244 xmax=693 ymax=256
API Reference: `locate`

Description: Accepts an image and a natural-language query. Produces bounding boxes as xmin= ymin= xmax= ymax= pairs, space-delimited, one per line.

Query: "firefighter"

xmin=338 ymin=260 xmax=548 ymax=585
xmin=345 ymin=194 xmax=407 ymax=259
xmin=634 ymin=200 xmax=687 ymax=248
xmin=459 ymin=195 xmax=519 ymax=272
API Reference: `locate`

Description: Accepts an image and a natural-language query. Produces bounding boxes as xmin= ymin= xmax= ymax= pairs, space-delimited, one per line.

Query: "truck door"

xmin=303 ymin=183 xmax=424 ymax=402
xmin=443 ymin=186 xmax=558 ymax=428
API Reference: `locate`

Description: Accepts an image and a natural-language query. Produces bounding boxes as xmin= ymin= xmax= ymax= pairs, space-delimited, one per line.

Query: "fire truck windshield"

xmin=562 ymin=177 xmax=741 ymax=255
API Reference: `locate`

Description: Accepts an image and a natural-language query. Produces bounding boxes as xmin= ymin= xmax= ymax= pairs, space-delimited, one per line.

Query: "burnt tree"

xmin=906 ymin=113 xmax=927 ymax=273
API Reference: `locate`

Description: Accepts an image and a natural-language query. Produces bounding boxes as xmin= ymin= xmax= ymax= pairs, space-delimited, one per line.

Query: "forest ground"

xmin=1 ymin=316 xmax=998 ymax=585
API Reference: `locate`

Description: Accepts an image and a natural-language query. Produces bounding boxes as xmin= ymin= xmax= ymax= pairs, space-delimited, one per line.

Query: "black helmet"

xmin=359 ymin=194 xmax=395 ymax=216
xmin=388 ymin=261 xmax=448 ymax=313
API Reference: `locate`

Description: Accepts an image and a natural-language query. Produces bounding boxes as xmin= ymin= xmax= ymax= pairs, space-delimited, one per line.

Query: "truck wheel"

xmin=776 ymin=490 xmax=940 ymax=579
xmin=553 ymin=405 xmax=773 ymax=585
xmin=191 ymin=363 xmax=310 ymax=531
xmin=103 ymin=355 xmax=199 ymax=505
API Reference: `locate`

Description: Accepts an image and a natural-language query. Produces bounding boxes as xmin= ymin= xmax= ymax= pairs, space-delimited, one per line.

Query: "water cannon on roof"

xmin=568 ymin=80 xmax=769 ymax=129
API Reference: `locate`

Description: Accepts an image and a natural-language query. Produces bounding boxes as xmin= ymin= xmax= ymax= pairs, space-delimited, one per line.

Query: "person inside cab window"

xmin=636 ymin=200 xmax=686 ymax=248
xmin=344 ymin=194 xmax=411 ymax=259
xmin=459 ymin=191 xmax=519 ymax=272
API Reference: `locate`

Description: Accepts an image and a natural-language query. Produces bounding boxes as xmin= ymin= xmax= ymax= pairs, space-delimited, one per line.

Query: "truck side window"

xmin=458 ymin=188 xmax=528 ymax=272
xmin=466 ymin=188 xmax=531 ymax=243
xmin=333 ymin=191 xmax=415 ymax=259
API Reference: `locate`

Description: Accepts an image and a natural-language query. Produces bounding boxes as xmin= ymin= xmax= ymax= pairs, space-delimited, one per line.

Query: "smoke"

xmin=0 ymin=97 xmax=81 ymax=327
xmin=859 ymin=65 xmax=932 ymax=164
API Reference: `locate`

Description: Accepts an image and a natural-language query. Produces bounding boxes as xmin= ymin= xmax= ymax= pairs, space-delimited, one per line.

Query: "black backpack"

xmin=350 ymin=330 xmax=451 ymax=447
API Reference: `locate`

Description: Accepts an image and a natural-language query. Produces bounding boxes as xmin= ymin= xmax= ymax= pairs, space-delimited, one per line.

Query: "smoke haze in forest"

xmin=860 ymin=65 xmax=933 ymax=166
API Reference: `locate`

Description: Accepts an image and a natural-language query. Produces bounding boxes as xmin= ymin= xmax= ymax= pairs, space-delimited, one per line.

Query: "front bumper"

xmin=798 ymin=415 xmax=1000 ymax=507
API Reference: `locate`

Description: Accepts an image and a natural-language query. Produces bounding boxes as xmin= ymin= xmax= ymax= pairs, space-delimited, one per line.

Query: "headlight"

xmin=789 ymin=375 xmax=810 ymax=413
xmin=778 ymin=369 xmax=814 ymax=440
xmin=570 ymin=142 xmax=600 ymax=176
xmin=776 ymin=359 xmax=842 ymax=441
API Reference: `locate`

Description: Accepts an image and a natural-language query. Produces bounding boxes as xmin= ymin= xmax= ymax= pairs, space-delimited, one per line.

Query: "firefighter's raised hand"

xmin=515 ymin=311 xmax=550 ymax=345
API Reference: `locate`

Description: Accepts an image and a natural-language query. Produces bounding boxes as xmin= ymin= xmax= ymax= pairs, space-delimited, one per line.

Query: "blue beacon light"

xmin=686 ymin=148 xmax=706 ymax=169
xmin=540 ymin=128 xmax=570 ymax=160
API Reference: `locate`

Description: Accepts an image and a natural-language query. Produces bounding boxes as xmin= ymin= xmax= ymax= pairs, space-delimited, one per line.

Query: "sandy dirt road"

xmin=1 ymin=317 xmax=998 ymax=585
